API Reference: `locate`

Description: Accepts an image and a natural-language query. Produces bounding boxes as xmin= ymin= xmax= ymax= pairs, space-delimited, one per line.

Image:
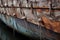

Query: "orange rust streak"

xmin=36 ymin=9 xmax=60 ymax=33
xmin=41 ymin=16 xmax=60 ymax=33
xmin=36 ymin=9 xmax=49 ymax=13
xmin=36 ymin=9 xmax=42 ymax=13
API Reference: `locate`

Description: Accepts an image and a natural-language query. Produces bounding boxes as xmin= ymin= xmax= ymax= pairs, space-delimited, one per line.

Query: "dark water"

xmin=0 ymin=19 xmax=39 ymax=40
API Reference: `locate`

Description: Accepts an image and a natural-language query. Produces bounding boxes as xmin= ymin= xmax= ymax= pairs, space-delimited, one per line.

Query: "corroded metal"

xmin=0 ymin=0 xmax=60 ymax=39
xmin=1 ymin=13 xmax=60 ymax=40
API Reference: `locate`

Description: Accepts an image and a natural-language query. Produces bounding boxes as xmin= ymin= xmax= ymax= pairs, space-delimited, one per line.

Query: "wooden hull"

xmin=0 ymin=13 xmax=60 ymax=40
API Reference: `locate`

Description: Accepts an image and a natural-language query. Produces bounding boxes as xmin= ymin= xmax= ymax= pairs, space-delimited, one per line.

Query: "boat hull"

xmin=0 ymin=13 xmax=60 ymax=40
xmin=0 ymin=13 xmax=40 ymax=38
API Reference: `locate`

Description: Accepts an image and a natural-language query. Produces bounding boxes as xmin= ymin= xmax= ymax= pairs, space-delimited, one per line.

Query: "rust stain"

xmin=45 ymin=9 xmax=49 ymax=12
xmin=41 ymin=16 xmax=60 ymax=33
xmin=36 ymin=9 xmax=42 ymax=13
xmin=36 ymin=9 xmax=60 ymax=33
